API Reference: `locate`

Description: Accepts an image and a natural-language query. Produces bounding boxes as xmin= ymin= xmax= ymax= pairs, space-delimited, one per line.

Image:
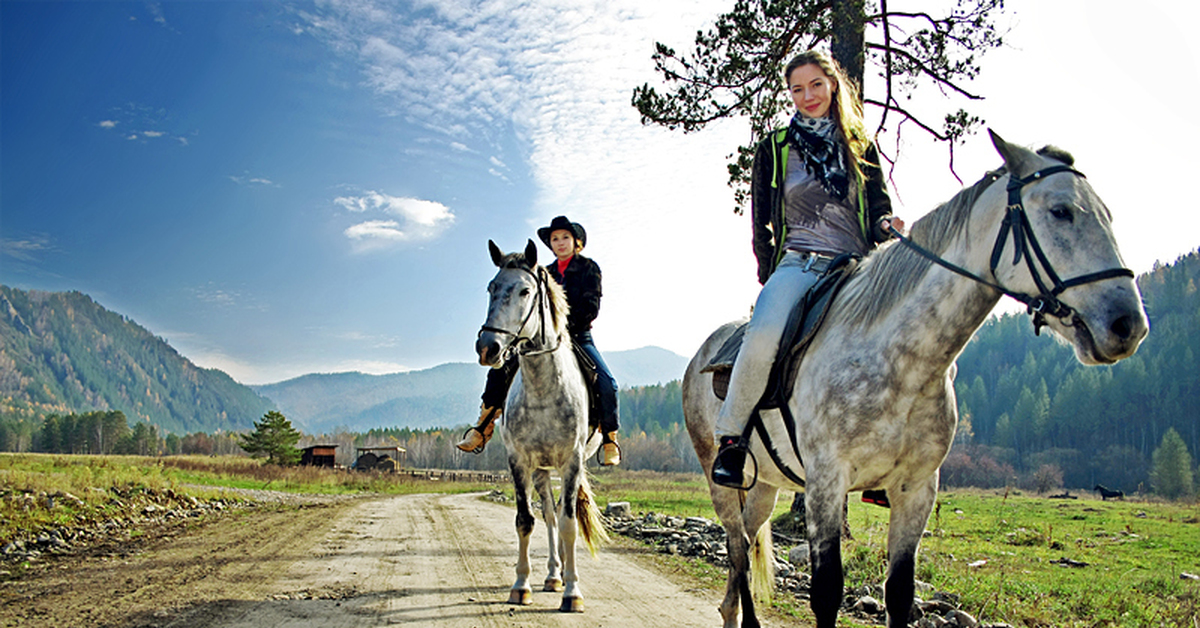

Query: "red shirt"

xmin=556 ymin=255 xmax=573 ymax=276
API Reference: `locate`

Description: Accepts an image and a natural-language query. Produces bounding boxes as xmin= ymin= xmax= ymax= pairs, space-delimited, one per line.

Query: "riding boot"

xmin=600 ymin=431 xmax=621 ymax=466
xmin=711 ymin=435 xmax=750 ymax=488
xmin=456 ymin=404 xmax=501 ymax=454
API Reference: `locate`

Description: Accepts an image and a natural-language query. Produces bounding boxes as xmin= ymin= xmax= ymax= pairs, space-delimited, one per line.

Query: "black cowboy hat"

xmin=536 ymin=215 xmax=586 ymax=249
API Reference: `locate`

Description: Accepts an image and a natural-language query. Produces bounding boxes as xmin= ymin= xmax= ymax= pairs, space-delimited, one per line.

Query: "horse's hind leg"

xmin=534 ymin=469 xmax=563 ymax=592
xmin=508 ymin=459 xmax=534 ymax=605
xmin=710 ymin=484 xmax=750 ymax=628
xmin=557 ymin=456 xmax=585 ymax=612
xmin=884 ymin=473 xmax=938 ymax=628
xmin=737 ymin=484 xmax=779 ymax=628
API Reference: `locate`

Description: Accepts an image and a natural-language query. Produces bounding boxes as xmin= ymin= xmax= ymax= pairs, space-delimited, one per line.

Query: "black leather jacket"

xmin=751 ymin=128 xmax=895 ymax=284
xmin=547 ymin=254 xmax=602 ymax=337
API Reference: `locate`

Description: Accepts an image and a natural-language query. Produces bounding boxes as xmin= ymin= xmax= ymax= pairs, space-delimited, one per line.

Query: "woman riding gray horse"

xmin=459 ymin=215 xmax=621 ymax=466
xmin=712 ymin=50 xmax=905 ymax=488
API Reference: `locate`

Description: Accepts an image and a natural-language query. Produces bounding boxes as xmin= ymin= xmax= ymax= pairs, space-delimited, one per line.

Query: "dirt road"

xmin=3 ymin=492 xmax=733 ymax=627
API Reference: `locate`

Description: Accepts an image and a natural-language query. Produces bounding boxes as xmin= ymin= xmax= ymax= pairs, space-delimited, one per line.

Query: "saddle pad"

xmin=703 ymin=254 xmax=859 ymax=403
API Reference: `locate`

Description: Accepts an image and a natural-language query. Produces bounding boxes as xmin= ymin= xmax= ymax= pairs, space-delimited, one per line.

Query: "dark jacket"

xmin=751 ymin=127 xmax=895 ymax=284
xmin=547 ymin=254 xmax=602 ymax=337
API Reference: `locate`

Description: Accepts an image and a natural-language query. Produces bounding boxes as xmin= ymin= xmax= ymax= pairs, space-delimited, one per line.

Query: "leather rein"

xmin=888 ymin=164 xmax=1134 ymax=334
xmin=478 ymin=265 xmax=563 ymax=361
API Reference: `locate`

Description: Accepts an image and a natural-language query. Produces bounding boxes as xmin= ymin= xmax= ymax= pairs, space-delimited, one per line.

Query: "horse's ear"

xmin=989 ymin=129 xmax=1036 ymax=178
xmin=489 ymin=240 xmax=504 ymax=267
xmin=524 ymin=239 xmax=538 ymax=267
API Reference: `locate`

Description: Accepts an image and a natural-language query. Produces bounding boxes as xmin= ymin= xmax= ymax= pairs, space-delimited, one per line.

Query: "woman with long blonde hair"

xmin=712 ymin=50 xmax=905 ymax=488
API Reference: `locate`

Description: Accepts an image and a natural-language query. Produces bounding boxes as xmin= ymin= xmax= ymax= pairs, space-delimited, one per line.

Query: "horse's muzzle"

xmin=476 ymin=333 xmax=504 ymax=367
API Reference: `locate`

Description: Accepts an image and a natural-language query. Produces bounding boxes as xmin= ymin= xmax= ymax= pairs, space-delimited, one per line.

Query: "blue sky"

xmin=3 ymin=0 xmax=1198 ymax=385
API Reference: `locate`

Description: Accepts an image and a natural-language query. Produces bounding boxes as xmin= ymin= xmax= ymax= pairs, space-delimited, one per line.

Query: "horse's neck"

xmin=854 ymin=190 xmax=1008 ymax=368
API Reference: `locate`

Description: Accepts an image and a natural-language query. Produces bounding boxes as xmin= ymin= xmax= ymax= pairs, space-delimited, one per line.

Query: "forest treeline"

xmin=2 ymin=250 xmax=1196 ymax=496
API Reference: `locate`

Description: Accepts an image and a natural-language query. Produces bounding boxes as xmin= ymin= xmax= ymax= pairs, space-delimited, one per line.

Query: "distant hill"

xmin=254 ymin=346 xmax=689 ymax=433
xmin=0 ymin=286 xmax=274 ymax=434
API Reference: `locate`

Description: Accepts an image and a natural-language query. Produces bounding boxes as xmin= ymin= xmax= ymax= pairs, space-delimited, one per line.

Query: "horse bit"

xmin=478 ymin=264 xmax=562 ymax=361
xmin=889 ymin=164 xmax=1135 ymax=334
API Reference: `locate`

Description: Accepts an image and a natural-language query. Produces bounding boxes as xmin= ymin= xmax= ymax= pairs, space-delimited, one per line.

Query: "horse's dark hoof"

xmin=559 ymin=596 xmax=585 ymax=612
xmin=543 ymin=577 xmax=563 ymax=592
xmin=508 ymin=588 xmax=532 ymax=605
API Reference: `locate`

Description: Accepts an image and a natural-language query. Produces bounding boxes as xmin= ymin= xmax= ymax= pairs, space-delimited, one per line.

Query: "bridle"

xmin=890 ymin=165 xmax=1135 ymax=334
xmin=477 ymin=264 xmax=562 ymax=360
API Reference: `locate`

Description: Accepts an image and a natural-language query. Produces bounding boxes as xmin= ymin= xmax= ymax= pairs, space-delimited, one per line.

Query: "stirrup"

xmin=458 ymin=426 xmax=487 ymax=454
xmin=597 ymin=439 xmax=621 ymax=466
xmin=712 ymin=436 xmax=757 ymax=490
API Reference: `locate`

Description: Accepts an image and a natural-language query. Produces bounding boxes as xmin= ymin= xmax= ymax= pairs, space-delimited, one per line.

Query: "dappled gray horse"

xmin=684 ymin=132 xmax=1148 ymax=628
xmin=475 ymin=239 xmax=606 ymax=613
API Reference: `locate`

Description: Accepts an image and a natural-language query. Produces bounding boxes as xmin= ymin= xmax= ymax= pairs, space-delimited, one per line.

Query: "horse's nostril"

xmin=1110 ymin=315 xmax=1133 ymax=340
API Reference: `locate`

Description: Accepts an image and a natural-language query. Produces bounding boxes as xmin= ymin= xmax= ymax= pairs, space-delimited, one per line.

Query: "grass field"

xmin=3 ymin=454 xmax=1197 ymax=626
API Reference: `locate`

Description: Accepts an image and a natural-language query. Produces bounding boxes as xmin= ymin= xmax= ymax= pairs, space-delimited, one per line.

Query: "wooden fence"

xmin=398 ymin=468 xmax=510 ymax=483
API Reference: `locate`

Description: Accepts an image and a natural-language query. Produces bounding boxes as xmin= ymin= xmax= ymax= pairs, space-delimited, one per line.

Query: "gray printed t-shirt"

xmin=782 ymin=150 xmax=869 ymax=256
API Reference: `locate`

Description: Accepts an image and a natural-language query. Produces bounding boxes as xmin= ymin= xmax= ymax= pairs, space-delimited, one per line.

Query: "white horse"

xmin=684 ymin=132 xmax=1149 ymax=628
xmin=475 ymin=239 xmax=607 ymax=613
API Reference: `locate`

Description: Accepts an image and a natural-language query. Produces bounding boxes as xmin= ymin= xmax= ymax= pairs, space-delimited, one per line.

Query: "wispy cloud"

xmin=189 ymin=282 xmax=268 ymax=311
xmin=229 ymin=172 xmax=280 ymax=187
xmin=336 ymin=190 xmax=455 ymax=251
xmin=1 ymin=235 xmax=54 ymax=263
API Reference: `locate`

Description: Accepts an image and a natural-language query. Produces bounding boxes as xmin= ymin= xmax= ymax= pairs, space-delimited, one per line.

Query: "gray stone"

xmin=604 ymin=501 xmax=631 ymax=518
xmin=945 ymin=609 xmax=979 ymax=628
xmin=788 ymin=543 xmax=811 ymax=568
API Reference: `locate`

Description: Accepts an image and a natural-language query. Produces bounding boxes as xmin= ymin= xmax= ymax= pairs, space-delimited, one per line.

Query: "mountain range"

xmin=252 ymin=346 xmax=690 ymax=433
xmin=0 ymin=285 xmax=689 ymax=435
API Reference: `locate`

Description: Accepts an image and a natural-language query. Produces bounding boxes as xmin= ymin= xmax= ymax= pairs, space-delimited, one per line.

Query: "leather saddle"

xmin=702 ymin=253 xmax=860 ymax=408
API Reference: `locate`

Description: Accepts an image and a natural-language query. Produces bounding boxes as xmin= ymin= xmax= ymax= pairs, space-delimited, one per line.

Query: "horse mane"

xmin=837 ymin=144 xmax=1075 ymax=328
xmin=539 ymin=265 xmax=571 ymax=338
xmin=497 ymin=251 xmax=571 ymax=339
xmin=836 ymin=168 xmax=1005 ymax=328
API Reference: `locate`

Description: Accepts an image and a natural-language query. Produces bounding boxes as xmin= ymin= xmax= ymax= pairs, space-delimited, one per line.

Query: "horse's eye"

xmin=1049 ymin=205 xmax=1073 ymax=222
xmin=520 ymin=288 xmax=531 ymax=297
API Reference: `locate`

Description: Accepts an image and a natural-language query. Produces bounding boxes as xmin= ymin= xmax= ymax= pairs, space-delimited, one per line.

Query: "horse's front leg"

xmin=884 ymin=472 xmax=938 ymax=628
xmin=806 ymin=474 xmax=849 ymax=628
xmin=508 ymin=458 xmax=535 ymax=605
xmin=557 ymin=457 xmax=584 ymax=612
xmin=534 ymin=469 xmax=563 ymax=591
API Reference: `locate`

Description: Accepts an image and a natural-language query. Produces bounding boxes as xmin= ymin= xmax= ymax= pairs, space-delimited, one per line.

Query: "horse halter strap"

xmin=892 ymin=164 xmax=1134 ymax=334
xmin=477 ymin=265 xmax=561 ymax=359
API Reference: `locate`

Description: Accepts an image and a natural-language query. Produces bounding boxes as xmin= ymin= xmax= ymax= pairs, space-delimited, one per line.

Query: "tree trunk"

xmin=830 ymin=0 xmax=866 ymax=93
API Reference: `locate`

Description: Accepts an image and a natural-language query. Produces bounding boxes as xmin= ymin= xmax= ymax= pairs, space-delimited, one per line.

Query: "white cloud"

xmin=335 ymin=191 xmax=455 ymax=250
xmin=142 ymin=130 xmax=165 ymax=138
xmin=229 ymin=173 xmax=278 ymax=187
xmin=98 ymin=120 xmax=117 ymax=129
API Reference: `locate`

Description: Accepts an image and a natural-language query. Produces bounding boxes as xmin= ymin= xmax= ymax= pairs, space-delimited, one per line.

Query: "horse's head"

xmin=986 ymin=131 xmax=1148 ymax=364
xmin=476 ymin=239 xmax=568 ymax=367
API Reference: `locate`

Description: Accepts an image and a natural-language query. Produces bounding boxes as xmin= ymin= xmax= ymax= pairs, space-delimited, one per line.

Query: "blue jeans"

xmin=714 ymin=250 xmax=824 ymax=437
xmin=481 ymin=331 xmax=620 ymax=434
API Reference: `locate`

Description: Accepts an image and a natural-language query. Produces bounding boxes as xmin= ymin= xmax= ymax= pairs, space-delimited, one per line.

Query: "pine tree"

xmin=239 ymin=411 xmax=302 ymax=466
xmin=1150 ymin=428 xmax=1194 ymax=500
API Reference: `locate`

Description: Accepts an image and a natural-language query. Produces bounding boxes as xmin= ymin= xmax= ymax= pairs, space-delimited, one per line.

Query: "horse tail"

xmin=575 ymin=472 xmax=609 ymax=556
xmin=749 ymin=518 xmax=774 ymax=603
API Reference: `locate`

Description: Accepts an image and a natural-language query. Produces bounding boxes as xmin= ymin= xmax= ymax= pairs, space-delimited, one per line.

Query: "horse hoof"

xmin=543 ymin=577 xmax=564 ymax=592
xmin=559 ymin=596 xmax=585 ymax=613
xmin=508 ymin=589 xmax=532 ymax=605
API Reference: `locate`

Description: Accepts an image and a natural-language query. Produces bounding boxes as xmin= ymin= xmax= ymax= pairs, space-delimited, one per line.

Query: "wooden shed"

xmin=301 ymin=444 xmax=339 ymax=468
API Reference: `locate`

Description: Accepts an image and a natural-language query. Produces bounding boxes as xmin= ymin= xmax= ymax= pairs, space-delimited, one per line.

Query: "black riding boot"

xmin=711 ymin=435 xmax=750 ymax=489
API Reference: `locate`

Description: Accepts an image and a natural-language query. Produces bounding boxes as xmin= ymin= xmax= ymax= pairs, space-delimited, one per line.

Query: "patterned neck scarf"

xmin=786 ymin=112 xmax=849 ymax=199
